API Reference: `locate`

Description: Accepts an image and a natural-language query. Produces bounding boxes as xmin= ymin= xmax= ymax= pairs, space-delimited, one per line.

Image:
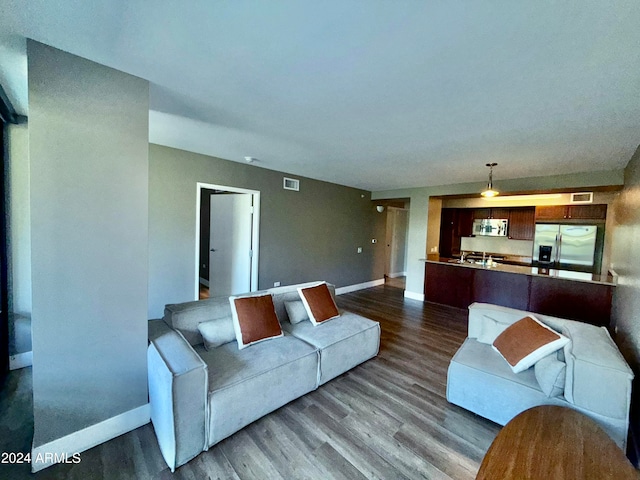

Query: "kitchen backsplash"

xmin=460 ymin=236 xmax=533 ymax=257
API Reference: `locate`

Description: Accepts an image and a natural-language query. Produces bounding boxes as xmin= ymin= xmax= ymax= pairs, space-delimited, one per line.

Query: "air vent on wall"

xmin=570 ymin=192 xmax=593 ymax=204
xmin=283 ymin=177 xmax=300 ymax=191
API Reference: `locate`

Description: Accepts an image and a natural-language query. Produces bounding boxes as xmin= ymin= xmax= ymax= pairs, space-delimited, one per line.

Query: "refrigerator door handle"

xmin=556 ymin=233 xmax=562 ymax=263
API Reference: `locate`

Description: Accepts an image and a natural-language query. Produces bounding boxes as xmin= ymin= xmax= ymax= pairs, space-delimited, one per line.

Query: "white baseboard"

xmin=335 ymin=279 xmax=385 ymax=295
xmin=387 ymin=272 xmax=407 ymax=278
xmin=32 ymin=403 xmax=150 ymax=472
xmin=404 ymin=291 xmax=425 ymax=301
xmin=9 ymin=351 xmax=33 ymax=370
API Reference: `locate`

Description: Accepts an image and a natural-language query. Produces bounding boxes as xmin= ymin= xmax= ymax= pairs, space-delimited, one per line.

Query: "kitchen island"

xmin=423 ymin=256 xmax=616 ymax=327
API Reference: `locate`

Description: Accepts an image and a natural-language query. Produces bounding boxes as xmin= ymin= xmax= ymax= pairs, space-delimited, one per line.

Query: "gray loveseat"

xmin=148 ymin=282 xmax=380 ymax=471
xmin=447 ymin=302 xmax=634 ymax=450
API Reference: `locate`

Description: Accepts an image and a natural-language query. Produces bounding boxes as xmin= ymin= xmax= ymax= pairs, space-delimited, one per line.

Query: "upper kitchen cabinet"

xmin=472 ymin=208 xmax=510 ymax=220
xmin=535 ymin=204 xmax=607 ymax=222
xmin=472 ymin=208 xmax=491 ymax=220
xmin=507 ymin=207 xmax=536 ymax=240
xmin=439 ymin=208 xmax=460 ymax=257
xmin=567 ymin=204 xmax=607 ymax=220
xmin=457 ymin=209 xmax=474 ymax=237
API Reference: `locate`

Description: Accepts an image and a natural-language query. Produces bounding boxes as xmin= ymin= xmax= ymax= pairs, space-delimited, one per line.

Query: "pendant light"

xmin=481 ymin=163 xmax=499 ymax=197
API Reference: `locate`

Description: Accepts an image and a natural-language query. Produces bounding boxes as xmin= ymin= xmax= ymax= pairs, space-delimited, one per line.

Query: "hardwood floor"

xmin=0 ymin=284 xmax=502 ymax=479
xmin=384 ymin=275 xmax=406 ymax=289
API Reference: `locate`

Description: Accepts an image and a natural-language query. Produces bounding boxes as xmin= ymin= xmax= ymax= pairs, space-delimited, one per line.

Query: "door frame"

xmin=195 ymin=182 xmax=260 ymax=300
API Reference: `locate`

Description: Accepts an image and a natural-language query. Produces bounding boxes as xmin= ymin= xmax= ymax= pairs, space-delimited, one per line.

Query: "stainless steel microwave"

xmin=472 ymin=218 xmax=508 ymax=237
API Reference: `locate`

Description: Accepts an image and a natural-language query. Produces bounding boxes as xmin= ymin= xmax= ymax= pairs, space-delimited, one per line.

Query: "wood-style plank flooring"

xmin=0 ymin=284 xmax=501 ymax=479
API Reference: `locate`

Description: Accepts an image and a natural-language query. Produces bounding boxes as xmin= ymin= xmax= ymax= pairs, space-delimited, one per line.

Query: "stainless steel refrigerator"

xmin=532 ymin=224 xmax=598 ymax=270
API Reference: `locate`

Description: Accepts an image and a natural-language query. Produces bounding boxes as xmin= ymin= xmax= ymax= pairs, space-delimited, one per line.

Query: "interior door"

xmin=389 ymin=208 xmax=409 ymax=276
xmin=209 ymin=193 xmax=253 ymax=296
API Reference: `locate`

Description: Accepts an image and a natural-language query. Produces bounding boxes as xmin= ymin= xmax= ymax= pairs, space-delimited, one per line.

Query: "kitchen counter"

xmin=422 ymin=256 xmax=615 ymax=327
xmin=422 ymin=256 xmax=616 ymax=286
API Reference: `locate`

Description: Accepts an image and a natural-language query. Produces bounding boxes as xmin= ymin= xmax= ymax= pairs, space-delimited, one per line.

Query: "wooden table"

xmin=476 ymin=406 xmax=638 ymax=480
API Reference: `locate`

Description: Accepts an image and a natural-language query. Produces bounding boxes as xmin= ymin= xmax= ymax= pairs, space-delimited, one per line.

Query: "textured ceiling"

xmin=1 ymin=1 xmax=639 ymax=191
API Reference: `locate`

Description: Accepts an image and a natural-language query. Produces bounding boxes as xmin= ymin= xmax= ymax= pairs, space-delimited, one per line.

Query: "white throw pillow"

xmin=198 ymin=317 xmax=236 ymax=350
xmin=284 ymin=300 xmax=309 ymax=324
xmin=534 ymin=352 xmax=566 ymax=397
xmin=297 ymin=282 xmax=340 ymax=326
xmin=492 ymin=315 xmax=570 ymax=373
xmin=229 ymin=293 xmax=283 ymax=350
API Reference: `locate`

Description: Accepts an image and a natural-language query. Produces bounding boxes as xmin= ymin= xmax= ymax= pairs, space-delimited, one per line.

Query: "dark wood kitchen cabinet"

xmin=528 ymin=276 xmax=612 ymax=326
xmin=567 ymin=204 xmax=607 ymax=220
xmin=507 ymin=207 xmax=535 ymax=240
xmin=425 ymin=262 xmax=473 ymax=309
xmin=472 ymin=269 xmax=531 ymax=310
xmin=453 ymin=206 xmax=534 ymax=241
xmin=424 ymin=261 xmax=614 ymax=327
xmin=535 ymin=204 xmax=607 ymax=222
xmin=534 ymin=205 xmax=567 ymax=221
xmin=439 ymin=208 xmax=475 ymax=256
xmin=457 ymin=209 xmax=474 ymax=237
xmin=439 ymin=209 xmax=459 ymax=258
xmin=473 ymin=208 xmax=510 ymax=220
xmin=472 ymin=208 xmax=492 ymax=220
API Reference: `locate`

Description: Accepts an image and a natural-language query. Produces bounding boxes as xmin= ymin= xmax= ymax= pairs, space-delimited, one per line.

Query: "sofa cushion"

xmin=534 ymin=353 xmax=566 ymax=397
xmin=493 ymin=316 xmax=569 ymax=373
xmin=285 ymin=300 xmax=309 ymax=324
xmin=450 ymin=337 xmax=542 ymax=392
xmin=229 ymin=293 xmax=283 ymax=350
xmin=298 ymin=282 xmax=340 ymax=325
xmin=196 ymin=332 xmax=318 ymax=393
xmin=198 ymin=317 xmax=236 ymax=350
xmin=282 ymin=312 xmax=380 ymax=385
xmin=195 ymin=333 xmax=319 ymax=445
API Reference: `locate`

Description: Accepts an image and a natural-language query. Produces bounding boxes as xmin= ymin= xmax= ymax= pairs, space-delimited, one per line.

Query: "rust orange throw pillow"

xmin=492 ymin=315 xmax=569 ymax=373
xmin=229 ymin=293 xmax=283 ymax=349
xmin=298 ymin=282 xmax=340 ymax=325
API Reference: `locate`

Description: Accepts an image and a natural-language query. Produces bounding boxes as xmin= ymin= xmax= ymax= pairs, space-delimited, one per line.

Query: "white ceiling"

xmin=1 ymin=1 xmax=639 ymax=191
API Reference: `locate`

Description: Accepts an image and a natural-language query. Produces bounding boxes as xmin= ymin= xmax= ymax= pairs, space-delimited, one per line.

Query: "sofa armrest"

xmin=562 ymin=323 xmax=634 ymax=421
xmin=148 ymin=329 xmax=208 ymax=471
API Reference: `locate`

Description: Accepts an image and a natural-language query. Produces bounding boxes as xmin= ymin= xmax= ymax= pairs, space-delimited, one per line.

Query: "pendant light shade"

xmin=481 ymin=163 xmax=499 ymax=197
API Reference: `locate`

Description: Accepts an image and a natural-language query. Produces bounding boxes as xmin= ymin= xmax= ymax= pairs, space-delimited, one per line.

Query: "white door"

xmin=388 ymin=208 xmax=409 ymax=276
xmin=391 ymin=208 xmax=408 ymax=275
xmin=209 ymin=193 xmax=253 ymax=296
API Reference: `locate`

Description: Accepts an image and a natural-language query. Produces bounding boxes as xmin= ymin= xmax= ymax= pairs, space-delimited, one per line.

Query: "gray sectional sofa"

xmin=447 ymin=302 xmax=634 ymax=450
xmin=147 ymin=282 xmax=380 ymax=471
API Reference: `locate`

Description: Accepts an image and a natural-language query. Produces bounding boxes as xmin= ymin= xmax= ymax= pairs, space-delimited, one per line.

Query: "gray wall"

xmin=28 ymin=41 xmax=149 ymax=446
xmin=149 ymin=144 xmax=383 ymax=318
xmin=611 ymin=145 xmax=640 ymax=372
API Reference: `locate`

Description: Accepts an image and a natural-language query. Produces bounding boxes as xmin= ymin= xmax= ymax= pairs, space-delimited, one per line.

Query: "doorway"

xmin=195 ymin=183 xmax=260 ymax=300
xmin=385 ymin=207 xmax=409 ymax=289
